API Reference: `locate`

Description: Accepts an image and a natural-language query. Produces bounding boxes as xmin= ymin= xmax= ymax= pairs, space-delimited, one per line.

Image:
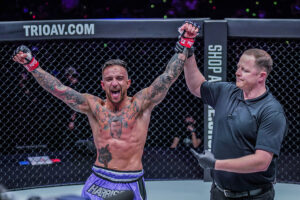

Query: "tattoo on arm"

xmin=98 ymin=144 xmax=112 ymax=168
xmin=32 ymin=69 xmax=85 ymax=111
xmin=147 ymin=53 xmax=186 ymax=104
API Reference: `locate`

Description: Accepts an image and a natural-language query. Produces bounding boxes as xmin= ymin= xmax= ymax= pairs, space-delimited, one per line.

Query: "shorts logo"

xmin=87 ymin=184 xmax=126 ymax=198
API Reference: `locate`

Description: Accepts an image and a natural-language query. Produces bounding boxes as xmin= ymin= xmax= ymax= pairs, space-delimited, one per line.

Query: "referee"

xmin=185 ymin=47 xmax=287 ymax=200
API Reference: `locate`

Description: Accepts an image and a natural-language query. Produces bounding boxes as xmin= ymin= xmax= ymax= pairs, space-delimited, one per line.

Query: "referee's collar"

xmin=238 ymin=87 xmax=269 ymax=103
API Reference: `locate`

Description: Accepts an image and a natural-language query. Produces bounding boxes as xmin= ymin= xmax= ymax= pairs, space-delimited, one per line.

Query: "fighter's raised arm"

xmin=136 ymin=21 xmax=200 ymax=110
xmin=12 ymin=45 xmax=90 ymax=114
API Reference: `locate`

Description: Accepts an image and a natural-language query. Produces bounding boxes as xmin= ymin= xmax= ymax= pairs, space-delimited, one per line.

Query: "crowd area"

xmin=0 ymin=0 xmax=299 ymax=21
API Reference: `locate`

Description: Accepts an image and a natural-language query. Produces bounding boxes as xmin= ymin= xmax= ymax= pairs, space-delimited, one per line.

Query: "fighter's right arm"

xmin=12 ymin=45 xmax=90 ymax=114
xmin=31 ymin=68 xmax=90 ymax=113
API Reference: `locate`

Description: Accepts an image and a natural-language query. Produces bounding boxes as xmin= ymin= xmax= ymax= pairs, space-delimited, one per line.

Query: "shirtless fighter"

xmin=12 ymin=21 xmax=200 ymax=200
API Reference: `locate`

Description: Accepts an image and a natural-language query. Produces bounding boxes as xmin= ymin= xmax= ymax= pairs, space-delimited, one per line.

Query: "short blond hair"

xmin=243 ymin=48 xmax=273 ymax=75
xmin=102 ymin=59 xmax=128 ymax=75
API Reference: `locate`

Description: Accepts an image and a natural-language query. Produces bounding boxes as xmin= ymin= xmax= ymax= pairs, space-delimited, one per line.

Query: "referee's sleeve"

xmin=200 ymin=81 xmax=228 ymax=108
xmin=255 ymin=111 xmax=287 ymax=156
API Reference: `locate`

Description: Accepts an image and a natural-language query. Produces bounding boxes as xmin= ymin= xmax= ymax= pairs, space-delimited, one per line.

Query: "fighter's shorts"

xmin=81 ymin=165 xmax=146 ymax=200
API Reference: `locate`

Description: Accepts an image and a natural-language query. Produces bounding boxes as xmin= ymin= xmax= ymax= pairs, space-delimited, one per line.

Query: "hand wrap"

xmin=175 ymin=42 xmax=195 ymax=58
xmin=174 ymin=21 xmax=200 ymax=58
xmin=13 ymin=45 xmax=39 ymax=72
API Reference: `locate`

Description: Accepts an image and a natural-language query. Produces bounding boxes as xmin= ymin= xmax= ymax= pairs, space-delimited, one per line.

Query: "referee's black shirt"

xmin=200 ymin=81 xmax=287 ymax=192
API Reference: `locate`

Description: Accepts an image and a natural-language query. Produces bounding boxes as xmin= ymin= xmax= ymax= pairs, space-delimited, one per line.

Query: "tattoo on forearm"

xmin=166 ymin=55 xmax=185 ymax=77
xmin=32 ymin=70 xmax=85 ymax=109
xmin=98 ymin=144 xmax=112 ymax=168
xmin=150 ymin=75 xmax=169 ymax=99
xmin=149 ymin=54 xmax=185 ymax=102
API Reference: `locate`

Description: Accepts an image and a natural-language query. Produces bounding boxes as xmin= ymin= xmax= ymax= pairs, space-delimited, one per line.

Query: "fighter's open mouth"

xmin=111 ymin=90 xmax=120 ymax=94
xmin=111 ymin=90 xmax=121 ymax=98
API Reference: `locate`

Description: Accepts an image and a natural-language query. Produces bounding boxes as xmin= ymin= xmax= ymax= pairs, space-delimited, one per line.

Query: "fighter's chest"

xmin=93 ymin=103 xmax=140 ymax=138
xmin=100 ymin=112 xmax=137 ymax=138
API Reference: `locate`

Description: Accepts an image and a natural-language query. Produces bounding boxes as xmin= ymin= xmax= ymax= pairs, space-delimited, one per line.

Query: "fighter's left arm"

xmin=145 ymin=52 xmax=187 ymax=105
xmin=135 ymin=21 xmax=200 ymax=110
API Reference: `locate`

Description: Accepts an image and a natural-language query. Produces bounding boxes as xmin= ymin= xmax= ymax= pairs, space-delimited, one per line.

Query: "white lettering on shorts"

xmin=87 ymin=184 xmax=127 ymax=198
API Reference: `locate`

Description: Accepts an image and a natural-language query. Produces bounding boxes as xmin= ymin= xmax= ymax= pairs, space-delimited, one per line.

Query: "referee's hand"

xmin=190 ymin=149 xmax=216 ymax=169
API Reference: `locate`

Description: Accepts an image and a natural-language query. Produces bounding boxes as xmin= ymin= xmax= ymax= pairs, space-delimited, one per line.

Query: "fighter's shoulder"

xmin=129 ymin=95 xmax=143 ymax=107
xmin=131 ymin=91 xmax=154 ymax=113
xmin=83 ymin=93 xmax=105 ymax=104
xmin=132 ymin=89 xmax=146 ymax=101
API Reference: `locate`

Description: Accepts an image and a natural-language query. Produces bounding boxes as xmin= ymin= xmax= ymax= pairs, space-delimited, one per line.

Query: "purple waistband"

xmin=92 ymin=165 xmax=144 ymax=182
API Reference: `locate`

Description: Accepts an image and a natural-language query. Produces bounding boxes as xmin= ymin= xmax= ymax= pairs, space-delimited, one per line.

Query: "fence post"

xmin=203 ymin=20 xmax=227 ymax=182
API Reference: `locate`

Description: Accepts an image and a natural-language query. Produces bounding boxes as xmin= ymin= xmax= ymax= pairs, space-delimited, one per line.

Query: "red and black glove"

xmin=175 ymin=21 xmax=201 ymax=58
xmin=13 ymin=45 xmax=39 ymax=72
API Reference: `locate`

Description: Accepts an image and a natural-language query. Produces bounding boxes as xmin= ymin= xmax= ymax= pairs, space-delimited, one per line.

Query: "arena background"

xmin=0 ymin=18 xmax=299 ymax=191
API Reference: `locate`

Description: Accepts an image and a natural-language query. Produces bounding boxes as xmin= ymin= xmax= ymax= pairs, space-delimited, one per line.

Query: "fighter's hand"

xmin=12 ymin=45 xmax=39 ymax=71
xmin=190 ymin=149 xmax=216 ymax=169
xmin=178 ymin=21 xmax=200 ymax=40
xmin=175 ymin=21 xmax=200 ymax=57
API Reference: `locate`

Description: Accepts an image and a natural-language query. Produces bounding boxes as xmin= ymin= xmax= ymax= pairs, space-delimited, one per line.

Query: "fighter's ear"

xmin=127 ymin=79 xmax=131 ymax=89
xmin=101 ymin=80 xmax=105 ymax=90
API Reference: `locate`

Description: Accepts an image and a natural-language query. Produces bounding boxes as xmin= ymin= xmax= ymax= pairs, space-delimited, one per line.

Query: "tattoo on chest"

xmin=95 ymin=101 xmax=140 ymax=138
xmin=109 ymin=115 xmax=124 ymax=138
xmin=98 ymin=144 xmax=112 ymax=168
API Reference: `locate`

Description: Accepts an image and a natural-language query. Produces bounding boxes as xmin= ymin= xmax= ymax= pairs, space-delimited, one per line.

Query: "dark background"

xmin=0 ymin=0 xmax=299 ymax=21
xmin=0 ymin=0 xmax=299 ymax=191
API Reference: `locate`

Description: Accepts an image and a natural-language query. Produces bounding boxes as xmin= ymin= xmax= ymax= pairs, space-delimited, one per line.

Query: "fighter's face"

xmin=235 ymin=54 xmax=264 ymax=91
xmin=101 ymin=65 xmax=131 ymax=104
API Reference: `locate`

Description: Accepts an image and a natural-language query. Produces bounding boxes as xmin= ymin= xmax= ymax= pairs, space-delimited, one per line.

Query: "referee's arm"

xmin=215 ymin=150 xmax=273 ymax=173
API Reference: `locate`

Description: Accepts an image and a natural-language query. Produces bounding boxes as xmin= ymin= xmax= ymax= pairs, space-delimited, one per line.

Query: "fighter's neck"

xmin=105 ymin=97 xmax=132 ymax=113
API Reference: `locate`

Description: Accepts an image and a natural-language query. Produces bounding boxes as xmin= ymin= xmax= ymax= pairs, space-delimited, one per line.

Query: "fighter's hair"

xmin=102 ymin=59 xmax=128 ymax=75
xmin=243 ymin=48 xmax=273 ymax=75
